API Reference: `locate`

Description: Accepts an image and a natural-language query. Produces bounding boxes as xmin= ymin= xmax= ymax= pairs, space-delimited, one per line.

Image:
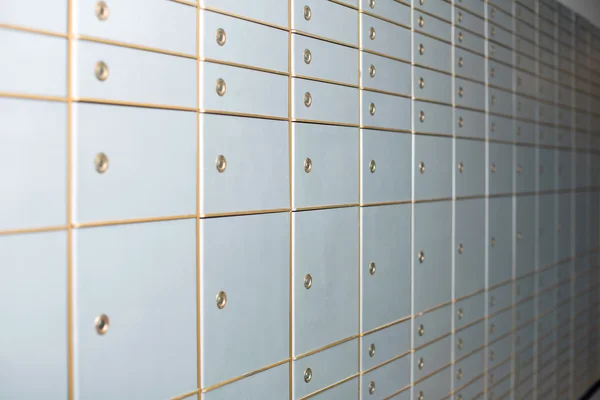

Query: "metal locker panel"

xmin=414 ymin=10 xmax=451 ymax=42
xmin=516 ymin=20 xmax=535 ymax=42
xmin=489 ymin=282 xmax=513 ymax=315
xmin=292 ymin=339 xmax=358 ymax=399
xmin=454 ymin=376 xmax=484 ymax=400
xmin=0 ymin=231 xmax=68 ymax=399
xmin=202 ymin=363 xmax=289 ymax=400
xmin=489 ymin=197 xmax=513 ymax=287
xmin=359 ymin=0 xmax=410 ymax=26
xmin=455 ymin=47 xmax=485 ymax=83
xmin=1 ymin=0 xmax=67 ymax=33
xmin=455 ymin=198 xmax=485 ymax=298
xmin=292 ymin=123 xmax=358 ymax=209
xmin=414 ymin=134 xmax=452 ymax=201
xmin=454 ymin=7 xmax=485 ymax=37
xmin=360 ymin=51 xmax=411 ymax=96
xmin=489 ymin=41 xmax=514 ymax=66
xmin=488 ymin=5 xmax=512 ymax=32
xmin=515 ymin=119 xmax=536 ymax=145
xmin=202 ymin=11 xmax=288 ymax=73
xmin=489 ymin=142 xmax=514 ymax=195
xmin=455 ymin=348 xmax=484 ymax=386
xmin=488 ymin=23 xmax=513 ymax=49
xmin=75 ymin=40 xmax=196 ymax=108
xmin=359 ymin=354 xmax=410 ymax=399
xmin=515 ymin=69 xmax=536 ymax=98
xmin=360 ymin=204 xmax=411 ymax=332
xmin=455 ymin=292 xmax=485 ymax=330
xmin=292 ymin=207 xmax=359 ymax=356
xmin=413 ymin=101 xmax=452 ymax=136
xmin=455 ymin=319 xmax=485 ymax=358
xmin=413 ymin=336 xmax=451 ymax=382
xmin=414 ymin=66 xmax=452 ymax=104
xmin=515 ymin=145 xmax=536 ymax=193
xmin=516 ymin=52 xmax=536 ymax=74
xmin=360 ymin=320 xmax=410 ymax=371
xmin=538 ymin=124 xmax=557 ymax=148
xmin=360 ymin=129 xmax=411 ymax=204
xmin=361 ymin=13 xmax=410 ymax=61
xmin=414 ymin=303 xmax=451 ymax=349
xmin=414 ymin=0 xmax=451 ymax=21
xmin=293 ymin=78 xmax=358 ymax=125
xmin=361 ymin=90 xmax=411 ymax=131
xmin=515 ymin=95 xmax=536 ymax=121
xmin=413 ymin=363 xmax=451 ymax=399
xmin=202 ymin=114 xmax=288 ymax=215
xmin=292 ymin=0 xmax=358 ymax=46
xmin=489 ymin=87 xmax=513 ymax=117
xmin=74 ymin=104 xmax=196 ymax=223
xmin=201 ymin=213 xmax=289 ymax=388
xmin=74 ymin=219 xmax=197 ymax=399
xmin=201 ymin=0 xmax=288 ymax=27
xmin=516 ymin=298 xmax=535 ymax=326
xmin=456 ymin=27 xmax=485 ymax=56
xmin=488 ymin=333 xmax=513 ymax=369
xmin=455 ymin=139 xmax=485 ymax=197
xmin=455 ymin=107 xmax=486 ymax=140
xmin=310 ymin=376 xmax=358 ymax=400
xmin=455 ymin=78 xmax=486 ymax=111
xmin=413 ymin=201 xmax=452 ymax=313
xmin=413 ymin=33 xmax=451 ymax=73
xmin=0 ymin=29 xmax=67 ymax=97
xmin=516 ymin=275 xmax=535 ymax=303
xmin=0 ymin=98 xmax=66 ymax=231
xmin=489 ymin=113 xmax=514 ymax=143
xmin=488 ymin=60 xmax=513 ymax=91
xmin=515 ymin=195 xmax=535 ymax=277
xmin=78 ymin=0 xmax=196 ymax=55
xmin=488 ymin=308 xmax=513 ymax=344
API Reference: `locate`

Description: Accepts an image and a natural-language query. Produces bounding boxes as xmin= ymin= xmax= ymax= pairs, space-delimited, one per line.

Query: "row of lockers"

xmin=2 ymin=218 xmax=599 ymax=399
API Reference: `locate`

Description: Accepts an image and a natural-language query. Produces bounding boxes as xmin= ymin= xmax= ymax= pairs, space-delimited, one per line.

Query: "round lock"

xmin=369 ymin=0 xmax=376 ymax=9
xmin=94 ymin=152 xmax=109 ymax=173
xmin=491 ymin=122 xmax=496 ymax=132
xmin=216 ymin=28 xmax=227 ymax=46
xmin=457 ymin=395 xmax=463 ymax=400
xmin=216 ymin=155 xmax=227 ymax=173
xmin=458 ymin=87 xmax=464 ymax=97
xmin=491 ymin=26 xmax=496 ymax=36
xmin=369 ymin=160 xmax=377 ymax=173
xmin=368 ymin=381 xmax=376 ymax=395
xmin=419 ymin=77 xmax=425 ymax=89
xmin=516 ymin=164 xmax=522 ymax=174
xmin=490 ymin=45 xmax=496 ymax=56
xmin=490 ymin=237 xmax=496 ymax=247
xmin=304 ymin=92 xmax=312 ymax=107
xmin=94 ymin=61 xmax=109 ymax=81
xmin=458 ymin=162 xmax=464 ymax=173
xmin=304 ymin=367 xmax=312 ymax=383
xmin=419 ymin=110 xmax=425 ymax=123
xmin=303 ymin=49 xmax=312 ymax=64
xmin=458 ymin=116 xmax=464 ymax=128
xmin=419 ymin=0 xmax=424 ymax=4
xmin=458 ymin=243 xmax=464 ymax=254
xmin=490 ymin=68 xmax=495 ymax=77
xmin=369 ymin=64 xmax=376 ymax=78
xmin=418 ymin=324 xmax=425 ymax=336
xmin=216 ymin=291 xmax=227 ymax=309
xmin=369 ymin=27 xmax=376 ymax=40
xmin=419 ymin=161 xmax=425 ymax=174
xmin=490 ymin=296 xmax=495 ymax=307
xmin=458 ymin=57 xmax=463 ymax=67
xmin=369 ymin=102 xmax=376 ymax=116
xmin=304 ymin=274 xmax=313 ymax=289
xmin=491 ymin=7 xmax=496 ymax=18
xmin=457 ymin=12 xmax=463 ymax=23
xmin=418 ymin=250 xmax=425 ymax=263
xmin=368 ymin=261 xmax=376 ymax=276
xmin=458 ymin=32 xmax=463 ymax=42
xmin=516 ymin=231 xmax=522 ymax=240
xmin=457 ymin=368 xmax=463 ymax=380
xmin=418 ymin=43 xmax=425 ymax=55
xmin=457 ymin=338 xmax=463 ymax=349
xmin=490 ymin=163 xmax=496 ymax=173
xmin=94 ymin=314 xmax=110 ymax=335
xmin=418 ymin=358 xmax=424 ymax=370
xmin=457 ymin=308 xmax=464 ymax=320
xmin=490 ymin=323 xmax=495 ymax=334
xmin=303 ymin=5 xmax=312 ymax=20
xmin=418 ymin=16 xmax=424 ymax=28
xmin=216 ymin=78 xmax=227 ymax=96
xmin=368 ymin=343 xmax=376 ymax=357
xmin=304 ymin=157 xmax=313 ymax=173
xmin=418 ymin=391 xmax=424 ymax=400
xmin=95 ymin=1 xmax=109 ymax=20
xmin=490 ymin=350 xmax=495 ymax=361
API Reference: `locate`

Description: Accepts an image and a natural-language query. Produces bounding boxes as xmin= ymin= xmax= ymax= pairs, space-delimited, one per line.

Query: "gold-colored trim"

xmin=412 ymin=363 xmax=452 ymax=385
xmin=0 ymin=23 xmax=68 ymax=38
xmin=291 ymin=30 xmax=358 ymax=50
xmin=361 ymin=48 xmax=411 ymax=65
xmin=300 ymin=373 xmax=360 ymax=400
xmin=73 ymin=214 xmax=196 ymax=229
xmin=412 ymin=63 xmax=453 ymax=78
xmin=360 ymin=200 xmax=412 ymax=208
xmin=293 ymin=74 xmax=358 ymax=89
xmin=413 ymin=96 xmax=452 ymax=108
xmin=414 ymin=197 xmax=454 ymax=204
xmin=76 ymin=35 xmax=196 ymax=59
xmin=201 ymin=358 xmax=290 ymax=393
xmin=451 ymin=372 xmax=486 ymax=395
xmin=360 ymin=125 xmax=412 ymax=134
xmin=75 ymin=98 xmax=197 ymax=112
xmin=414 ymin=7 xmax=452 ymax=26
xmin=487 ymin=278 xmax=514 ymax=292
xmin=202 ymin=109 xmax=288 ymax=121
xmin=0 ymin=92 xmax=67 ymax=103
xmin=293 ymin=336 xmax=359 ymax=361
xmin=293 ymin=204 xmax=359 ymax=212
xmin=200 ymin=58 xmax=288 ymax=76
xmin=0 ymin=225 xmax=68 ymax=236
xmin=358 ymin=9 xmax=411 ymax=31
xmin=361 ymin=350 xmax=411 ymax=375
xmin=170 ymin=0 xmax=197 ymax=7
xmin=413 ymin=331 xmax=452 ymax=352
xmin=170 ymin=389 xmax=201 ymax=400
xmin=488 ymin=303 xmax=513 ymax=319
xmin=359 ymin=86 xmax=412 ymax=99
xmin=413 ymin=28 xmax=453 ymax=46
xmin=454 ymin=344 xmax=487 ymax=364
xmin=292 ymin=118 xmax=358 ymax=128
xmin=455 ymin=315 xmax=486 ymax=334
xmin=329 ymin=0 xmax=358 ymax=10
xmin=454 ymin=287 xmax=487 ymax=304
xmin=361 ymin=315 xmax=411 ymax=337
xmin=201 ymin=208 xmax=290 ymax=219
xmin=201 ymin=6 xmax=288 ymax=32
xmin=413 ymin=130 xmax=453 ymax=138
xmin=383 ymin=383 xmax=412 ymax=400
